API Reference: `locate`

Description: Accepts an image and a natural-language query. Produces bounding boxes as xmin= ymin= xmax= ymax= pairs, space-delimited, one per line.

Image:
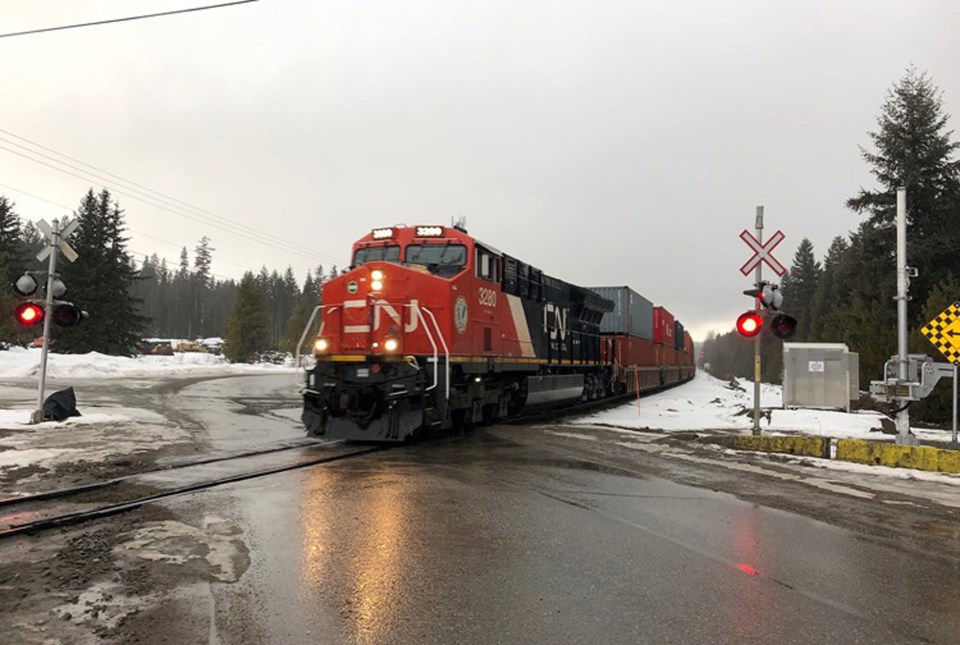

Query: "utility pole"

xmin=753 ymin=206 xmax=763 ymax=435
xmin=894 ymin=188 xmax=918 ymax=446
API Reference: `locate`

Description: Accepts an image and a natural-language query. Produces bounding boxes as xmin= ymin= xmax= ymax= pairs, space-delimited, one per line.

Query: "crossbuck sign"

xmin=739 ymin=229 xmax=786 ymax=277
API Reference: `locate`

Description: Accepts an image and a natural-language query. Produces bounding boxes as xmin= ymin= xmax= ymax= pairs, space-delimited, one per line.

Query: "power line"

xmin=0 ymin=1 xmax=260 ymax=39
xmin=0 ymin=132 xmax=342 ymax=261
xmin=0 ymin=139 xmax=347 ymax=265
xmin=0 ymin=181 xmax=293 ymax=274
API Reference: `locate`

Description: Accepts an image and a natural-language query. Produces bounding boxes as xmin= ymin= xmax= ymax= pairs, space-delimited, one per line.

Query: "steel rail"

xmin=0 ymin=439 xmax=329 ymax=510
xmin=0 ymin=446 xmax=383 ymax=541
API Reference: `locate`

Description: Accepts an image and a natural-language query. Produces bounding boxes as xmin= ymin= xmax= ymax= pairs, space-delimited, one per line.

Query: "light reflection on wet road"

xmin=224 ymin=427 xmax=960 ymax=644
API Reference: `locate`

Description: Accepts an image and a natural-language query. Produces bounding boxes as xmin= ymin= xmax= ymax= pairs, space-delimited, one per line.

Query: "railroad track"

xmin=0 ymin=438 xmax=325 ymax=510
xmin=0 ymin=376 xmax=691 ymax=541
xmin=0 ymin=442 xmax=385 ymax=541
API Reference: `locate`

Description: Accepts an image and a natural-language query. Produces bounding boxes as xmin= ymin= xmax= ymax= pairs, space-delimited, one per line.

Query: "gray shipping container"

xmin=588 ymin=286 xmax=654 ymax=340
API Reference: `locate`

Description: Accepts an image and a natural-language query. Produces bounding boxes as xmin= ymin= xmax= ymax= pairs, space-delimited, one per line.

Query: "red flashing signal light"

xmin=15 ymin=302 xmax=44 ymax=326
xmin=736 ymin=311 xmax=763 ymax=337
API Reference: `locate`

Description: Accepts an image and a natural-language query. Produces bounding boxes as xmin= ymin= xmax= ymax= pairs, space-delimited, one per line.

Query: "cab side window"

xmin=476 ymin=247 xmax=501 ymax=282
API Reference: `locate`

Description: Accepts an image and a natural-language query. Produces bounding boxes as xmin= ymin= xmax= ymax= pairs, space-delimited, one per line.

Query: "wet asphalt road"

xmin=7 ymin=373 xmax=958 ymax=644
xmin=203 ymin=422 xmax=960 ymax=644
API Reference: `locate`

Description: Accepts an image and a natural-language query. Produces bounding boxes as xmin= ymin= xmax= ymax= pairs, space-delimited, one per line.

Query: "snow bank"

xmin=573 ymin=371 xmax=952 ymax=442
xmin=0 ymin=346 xmax=298 ymax=379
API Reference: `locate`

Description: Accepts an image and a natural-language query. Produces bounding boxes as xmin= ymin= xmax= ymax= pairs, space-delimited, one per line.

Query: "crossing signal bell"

xmin=736 ymin=311 xmax=764 ymax=337
xmin=743 ymin=281 xmax=783 ymax=311
xmin=759 ymin=283 xmax=783 ymax=310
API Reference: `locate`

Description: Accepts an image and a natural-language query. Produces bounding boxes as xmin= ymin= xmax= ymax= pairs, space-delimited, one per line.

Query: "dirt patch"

xmin=0 ymin=500 xmax=253 ymax=644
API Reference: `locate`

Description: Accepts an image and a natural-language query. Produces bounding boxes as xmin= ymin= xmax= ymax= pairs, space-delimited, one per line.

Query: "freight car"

xmin=301 ymin=225 xmax=694 ymax=441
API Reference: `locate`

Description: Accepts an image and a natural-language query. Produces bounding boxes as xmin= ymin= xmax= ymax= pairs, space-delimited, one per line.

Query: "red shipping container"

xmin=655 ymin=344 xmax=679 ymax=366
xmin=653 ymin=307 xmax=676 ymax=347
xmin=600 ymin=334 xmax=657 ymax=368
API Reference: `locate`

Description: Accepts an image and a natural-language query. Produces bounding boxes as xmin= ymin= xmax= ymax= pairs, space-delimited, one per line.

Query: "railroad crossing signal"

xmin=20 ymin=217 xmax=84 ymax=424
xmin=921 ymin=302 xmax=960 ymax=366
xmin=739 ymin=229 xmax=786 ymax=277
xmin=37 ymin=217 xmax=79 ymax=263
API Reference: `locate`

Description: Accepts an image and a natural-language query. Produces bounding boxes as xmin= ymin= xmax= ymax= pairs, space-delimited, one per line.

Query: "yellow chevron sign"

xmin=921 ymin=302 xmax=960 ymax=366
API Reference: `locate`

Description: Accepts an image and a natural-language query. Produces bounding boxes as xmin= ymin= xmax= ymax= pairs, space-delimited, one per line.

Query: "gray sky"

xmin=2 ymin=0 xmax=958 ymax=340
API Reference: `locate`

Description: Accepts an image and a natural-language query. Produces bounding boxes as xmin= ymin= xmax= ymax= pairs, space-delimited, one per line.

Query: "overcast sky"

xmin=2 ymin=0 xmax=958 ymax=340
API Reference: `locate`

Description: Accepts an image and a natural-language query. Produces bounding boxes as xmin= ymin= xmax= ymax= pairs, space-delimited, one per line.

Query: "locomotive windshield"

xmin=353 ymin=244 xmax=401 ymax=266
xmin=404 ymin=243 xmax=467 ymax=277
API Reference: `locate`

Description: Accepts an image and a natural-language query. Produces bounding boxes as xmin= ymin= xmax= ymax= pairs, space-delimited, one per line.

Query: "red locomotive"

xmin=302 ymin=224 xmax=694 ymax=441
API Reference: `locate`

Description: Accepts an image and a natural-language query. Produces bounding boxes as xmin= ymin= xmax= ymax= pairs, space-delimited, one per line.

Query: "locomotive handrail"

xmin=295 ymin=305 xmax=338 ymax=368
xmin=404 ymin=303 xmax=450 ymax=401
xmin=419 ymin=306 xmax=450 ymax=401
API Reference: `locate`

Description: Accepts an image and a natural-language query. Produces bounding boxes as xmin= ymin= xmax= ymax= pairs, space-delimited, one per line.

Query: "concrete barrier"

xmin=835 ymin=439 xmax=960 ymax=474
xmin=718 ymin=435 xmax=831 ymax=459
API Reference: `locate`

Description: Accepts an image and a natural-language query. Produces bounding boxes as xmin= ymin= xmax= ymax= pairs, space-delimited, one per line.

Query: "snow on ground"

xmin=0 ymin=348 xmax=304 ymax=478
xmin=1 ymin=351 xmax=955 ymax=487
xmin=0 ymin=346 xmax=298 ymax=379
xmin=573 ymin=371 xmax=954 ymax=443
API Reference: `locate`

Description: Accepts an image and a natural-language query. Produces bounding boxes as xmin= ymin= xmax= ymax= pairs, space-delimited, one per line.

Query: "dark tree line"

xmin=1 ymin=187 xmax=331 ymax=360
xmin=704 ymin=68 xmax=960 ymax=422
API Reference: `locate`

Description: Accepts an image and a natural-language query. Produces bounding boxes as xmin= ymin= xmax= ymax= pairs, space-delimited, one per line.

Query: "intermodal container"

xmin=653 ymin=306 xmax=675 ymax=347
xmin=674 ymin=320 xmax=685 ymax=351
xmin=683 ymin=331 xmax=694 ymax=359
xmin=656 ymin=344 xmax=679 ymax=366
xmin=590 ymin=286 xmax=654 ymax=340
xmin=600 ymin=334 xmax=657 ymax=368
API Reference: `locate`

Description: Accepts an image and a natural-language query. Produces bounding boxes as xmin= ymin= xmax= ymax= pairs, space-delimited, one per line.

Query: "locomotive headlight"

xmin=371 ymin=280 xmax=384 ymax=291
xmin=371 ymin=269 xmax=384 ymax=281
xmin=314 ymin=338 xmax=329 ymax=353
xmin=384 ymin=338 xmax=399 ymax=352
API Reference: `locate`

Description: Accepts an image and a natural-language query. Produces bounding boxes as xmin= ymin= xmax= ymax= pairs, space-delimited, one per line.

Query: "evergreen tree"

xmin=0 ymin=196 xmax=22 ymax=343
xmin=55 ymin=189 xmax=146 ymax=355
xmin=224 ymin=272 xmax=269 ymax=362
xmin=193 ymin=236 xmax=214 ymax=336
xmin=176 ymin=246 xmax=191 ymax=337
xmin=847 ymin=66 xmax=960 ymax=307
xmin=779 ymin=238 xmax=821 ymax=341
xmin=808 ymin=236 xmax=849 ymax=341
xmin=283 ymin=299 xmax=311 ymax=355
xmin=19 ymin=220 xmax=44 ymax=258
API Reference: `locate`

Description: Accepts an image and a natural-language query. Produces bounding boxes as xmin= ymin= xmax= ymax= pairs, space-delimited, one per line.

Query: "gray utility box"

xmin=782 ymin=343 xmax=859 ymax=412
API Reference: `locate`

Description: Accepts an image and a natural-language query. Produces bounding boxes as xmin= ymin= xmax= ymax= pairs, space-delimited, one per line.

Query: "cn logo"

xmin=543 ymin=303 xmax=568 ymax=341
xmin=374 ymin=298 xmax=420 ymax=333
xmin=343 ymin=298 xmax=420 ymax=334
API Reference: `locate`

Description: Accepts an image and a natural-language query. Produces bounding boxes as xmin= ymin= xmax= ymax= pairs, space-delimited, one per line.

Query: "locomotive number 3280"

xmin=478 ymin=288 xmax=498 ymax=308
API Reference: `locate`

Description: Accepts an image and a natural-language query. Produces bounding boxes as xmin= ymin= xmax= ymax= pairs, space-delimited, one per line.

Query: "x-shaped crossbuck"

xmin=739 ymin=229 xmax=786 ymax=277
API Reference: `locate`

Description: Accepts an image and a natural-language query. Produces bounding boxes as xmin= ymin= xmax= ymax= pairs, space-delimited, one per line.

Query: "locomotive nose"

xmin=339 ymin=264 xmax=409 ymax=356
